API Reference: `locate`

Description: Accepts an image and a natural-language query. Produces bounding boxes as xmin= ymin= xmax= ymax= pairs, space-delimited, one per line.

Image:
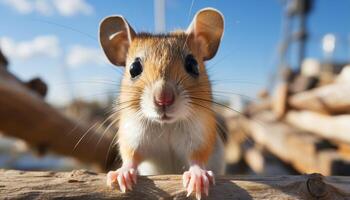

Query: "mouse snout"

xmin=154 ymin=84 xmax=175 ymax=107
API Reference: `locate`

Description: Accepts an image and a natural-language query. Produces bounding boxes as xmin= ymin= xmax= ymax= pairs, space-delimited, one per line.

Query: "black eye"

xmin=185 ymin=54 xmax=199 ymax=77
xmin=129 ymin=58 xmax=143 ymax=79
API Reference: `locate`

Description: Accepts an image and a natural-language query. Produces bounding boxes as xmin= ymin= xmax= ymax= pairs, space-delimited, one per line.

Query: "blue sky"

xmin=0 ymin=0 xmax=349 ymax=105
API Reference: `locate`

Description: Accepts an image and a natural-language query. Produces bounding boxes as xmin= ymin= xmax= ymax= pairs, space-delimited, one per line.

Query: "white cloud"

xmin=66 ymin=45 xmax=106 ymax=68
xmin=0 ymin=0 xmax=93 ymax=16
xmin=35 ymin=0 xmax=54 ymax=16
xmin=0 ymin=35 xmax=61 ymax=60
xmin=0 ymin=37 xmax=106 ymax=67
xmin=1 ymin=0 xmax=32 ymax=14
xmin=53 ymin=0 xmax=93 ymax=17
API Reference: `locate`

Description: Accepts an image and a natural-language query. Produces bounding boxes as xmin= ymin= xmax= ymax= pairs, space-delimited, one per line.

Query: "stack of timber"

xmin=236 ymin=63 xmax=350 ymax=176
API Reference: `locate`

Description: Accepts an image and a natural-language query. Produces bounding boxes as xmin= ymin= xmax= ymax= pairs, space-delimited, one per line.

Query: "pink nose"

xmin=154 ymin=87 xmax=175 ymax=107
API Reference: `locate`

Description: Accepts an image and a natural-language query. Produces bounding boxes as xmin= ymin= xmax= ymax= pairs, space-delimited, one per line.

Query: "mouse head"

xmin=100 ymin=8 xmax=224 ymax=124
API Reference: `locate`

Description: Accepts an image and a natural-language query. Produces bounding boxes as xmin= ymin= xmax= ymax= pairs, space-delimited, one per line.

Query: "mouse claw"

xmin=183 ymin=165 xmax=215 ymax=200
xmin=106 ymin=171 xmax=118 ymax=189
xmin=106 ymin=166 xmax=138 ymax=193
xmin=183 ymin=171 xmax=190 ymax=188
xmin=206 ymin=170 xmax=215 ymax=185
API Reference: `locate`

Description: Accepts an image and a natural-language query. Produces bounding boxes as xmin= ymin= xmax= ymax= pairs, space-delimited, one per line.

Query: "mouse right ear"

xmin=186 ymin=8 xmax=224 ymax=61
xmin=99 ymin=16 xmax=136 ymax=66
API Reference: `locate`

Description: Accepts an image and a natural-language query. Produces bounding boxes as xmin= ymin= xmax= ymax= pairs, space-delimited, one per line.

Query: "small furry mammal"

xmin=99 ymin=7 xmax=225 ymax=199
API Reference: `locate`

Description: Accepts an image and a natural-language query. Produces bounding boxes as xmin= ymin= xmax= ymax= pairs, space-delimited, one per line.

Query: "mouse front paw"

xmin=106 ymin=166 xmax=137 ymax=192
xmin=182 ymin=165 xmax=215 ymax=200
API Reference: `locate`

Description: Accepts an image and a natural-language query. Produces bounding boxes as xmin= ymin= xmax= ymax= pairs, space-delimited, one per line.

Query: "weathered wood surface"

xmin=289 ymin=83 xmax=350 ymax=114
xmin=244 ymin=112 xmax=350 ymax=175
xmin=244 ymin=98 xmax=271 ymax=117
xmin=336 ymin=65 xmax=350 ymax=83
xmin=286 ymin=110 xmax=350 ymax=144
xmin=243 ymin=146 xmax=265 ymax=174
xmin=0 ymin=170 xmax=350 ymax=200
xmin=0 ymin=68 xmax=117 ymax=170
xmin=0 ymin=50 xmax=8 ymax=68
xmin=289 ymin=75 xmax=318 ymax=94
xmin=272 ymin=82 xmax=289 ymax=119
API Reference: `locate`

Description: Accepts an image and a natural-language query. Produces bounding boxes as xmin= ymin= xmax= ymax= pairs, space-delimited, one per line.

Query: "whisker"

xmin=56 ymin=80 xmax=121 ymax=86
xmin=206 ymin=47 xmax=237 ymax=71
xmin=188 ymin=90 xmax=257 ymax=102
xmin=95 ymin=116 xmax=119 ymax=154
xmin=91 ymin=112 xmax=119 ymax=152
xmin=190 ymin=96 xmax=243 ymax=115
xmin=31 ymin=18 xmax=97 ymax=41
xmin=188 ymin=100 xmax=253 ymax=143
xmin=73 ymin=120 xmax=100 ymax=151
xmin=105 ymin=130 xmax=120 ymax=169
xmin=71 ymin=99 xmax=139 ymax=151
xmin=73 ymin=90 xmax=142 ymax=100
xmin=64 ymin=102 xmax=116 ymax=137
xmin=209 ymin=79 xmax=263 ymax=85
xmin=190 ymin=96 xmax=265 ymax=127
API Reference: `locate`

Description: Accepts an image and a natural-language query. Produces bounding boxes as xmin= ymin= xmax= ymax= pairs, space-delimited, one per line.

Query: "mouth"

xmin=156 ymin=107 xmax=175 ymax=123
xmin=160 ymin=113 xmax=172 ymax=121
xmin=140 ymin=81 xmax=190 ymax=124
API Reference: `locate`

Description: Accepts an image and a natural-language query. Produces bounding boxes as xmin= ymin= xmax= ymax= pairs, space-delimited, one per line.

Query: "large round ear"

xmin=99 ymin=16 xmax=136 ymax=66
xmin=186 ymin=8 xmax=224 ymax=60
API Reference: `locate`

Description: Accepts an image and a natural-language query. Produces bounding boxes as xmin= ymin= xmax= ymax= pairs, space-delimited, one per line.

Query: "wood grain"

xmin=0 ymin=169 xmax=349 ymax=199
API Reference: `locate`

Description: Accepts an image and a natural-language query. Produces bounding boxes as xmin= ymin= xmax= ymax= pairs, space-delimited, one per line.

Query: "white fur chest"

xmin=119 ymin=114 xmax=206 ymax=175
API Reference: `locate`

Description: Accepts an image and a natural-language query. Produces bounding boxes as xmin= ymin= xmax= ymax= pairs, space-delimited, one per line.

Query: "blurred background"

xmin=0 ymin=0 xmax=350 ymax=175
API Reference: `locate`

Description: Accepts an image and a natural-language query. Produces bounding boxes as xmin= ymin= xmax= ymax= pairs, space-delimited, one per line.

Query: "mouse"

xmin=99 ymin=7 xmax=225 ymax=200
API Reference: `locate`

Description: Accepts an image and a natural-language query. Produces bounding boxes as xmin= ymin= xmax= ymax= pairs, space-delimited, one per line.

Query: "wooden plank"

xmin=243 ymin=146 xmax=265 ymax=174
xmin=0 ymin=68 xmax=118 ymax=170
xmin=272 ymin=82 xmax=289 ymax=119
xmin=246 ymin=113 xmax=317 ymax=174
xmin=244 ymin=99 xmax=271 ymax=117
xmin=289 ymin=75 xmax=318 ymax=94
xmin=289 ymin=83 xmax=350 ymax=114
xmin=286 ymin=111 xmax=350 ymax=144
xmin=336 ymin=65 xmax=350 ymax=83
xmin=0 ymin=169 xmax=349 ymax=199
xmin=337 ymin=142 xmax=350 ymax=158
xmin=244 ymin=112 xmax=350 ymax=175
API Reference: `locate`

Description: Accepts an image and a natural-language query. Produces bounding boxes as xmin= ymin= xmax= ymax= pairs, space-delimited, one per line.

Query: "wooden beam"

xmin=244 ymin=98 xmax=271 ymax=117
xmin=0 ymin=49 xmax=8 ymax=68
xmin=0 ymin=170 xmax=349 ymax=199
xmin=289 ymin=75 xmax=318 ymax=94
xmin=0 ymin=68 xmax=117 ymax=170
xmin=24 ymin=77 xmax=48 ymax=97
xmin=289 ymin=83 xmax=350 ymax=114
xmin=243 ymin=146 xmax=265 ymax=174
xmin=243 ymin=112 xmax=350 ymax=175
xmin=336 ymin=65 xmax=350 ymax=83
xmin=286 ymin=111 xmax=350 ymax=144
xmin=272 ymin=82 xmax=289 ymax=119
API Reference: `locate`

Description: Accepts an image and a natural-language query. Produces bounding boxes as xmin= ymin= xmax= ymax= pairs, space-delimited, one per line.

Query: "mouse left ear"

xmin=186 ymin=8 xmax=224 ymax=60
xmin=99 ymin=16 xmax=136 ymax=66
